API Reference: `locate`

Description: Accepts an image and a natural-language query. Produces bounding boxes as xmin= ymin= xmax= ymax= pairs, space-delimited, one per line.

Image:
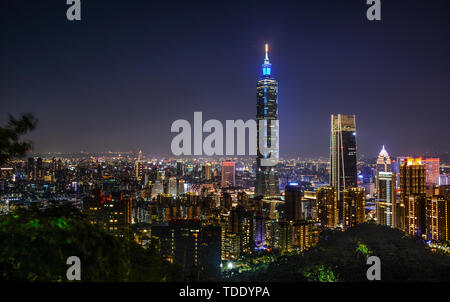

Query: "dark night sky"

xmin=1 ymin=0 xmax=449 ymax=158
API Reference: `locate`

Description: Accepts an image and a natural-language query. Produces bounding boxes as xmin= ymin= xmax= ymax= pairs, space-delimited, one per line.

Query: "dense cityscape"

xmin=1 ymin=44 xmax=449 ymax=282
xmin=1 ymin=1 xmax=450 ymax=289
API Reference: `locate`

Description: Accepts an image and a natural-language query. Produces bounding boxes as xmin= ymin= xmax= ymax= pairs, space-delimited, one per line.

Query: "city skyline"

xmin=1 ymin=1 xmax=449 ymax=158
xmin=3 ymin=0 xmax=450 ymax=288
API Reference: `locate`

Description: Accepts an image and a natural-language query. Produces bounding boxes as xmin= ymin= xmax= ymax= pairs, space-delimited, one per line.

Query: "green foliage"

xmin=0 ymin=114 xmax=37 ymax=165
xmin=0 ymin=205 xmax=182 ymax=282
xmin=303 ymin=265 xmax=337 ymax=282
xmin=355 ymin=241 xmax=371 ymax=259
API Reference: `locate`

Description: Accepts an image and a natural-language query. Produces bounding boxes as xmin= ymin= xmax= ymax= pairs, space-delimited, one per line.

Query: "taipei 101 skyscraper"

xmin=255 ymin=44 xmax=280 ymax=197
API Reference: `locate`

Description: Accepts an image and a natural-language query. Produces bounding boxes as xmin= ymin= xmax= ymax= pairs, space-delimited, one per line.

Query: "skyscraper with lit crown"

xmin=376 ymin=146 xmax=396 ymax=227
xmin=376 ymin=145 xmax=392 ymax=173
xmin=255 ymin=44 xmax=280 ymax=197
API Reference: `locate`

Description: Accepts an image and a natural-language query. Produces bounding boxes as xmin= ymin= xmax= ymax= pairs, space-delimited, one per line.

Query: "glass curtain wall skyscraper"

xmin=330 ymin=114 xmax=357 ymax=223
xmin=377 ymin=171 xmax=396 ymax=227
xmin=255 ymin=44 xmax=280 ymax=197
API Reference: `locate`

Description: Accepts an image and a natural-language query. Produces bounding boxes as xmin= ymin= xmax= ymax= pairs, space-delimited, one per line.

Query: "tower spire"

xmin=262 ymin=43 xmax=272 ymax=76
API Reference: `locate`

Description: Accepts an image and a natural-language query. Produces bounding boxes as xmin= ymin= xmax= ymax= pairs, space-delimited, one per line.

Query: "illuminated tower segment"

xmin=255 ymin=44 xmax=280 ymax=197
xmin=376 ymin=145 xmax=392 ymax=173
xmin=376 ymin=172 xmax=396 ymax=227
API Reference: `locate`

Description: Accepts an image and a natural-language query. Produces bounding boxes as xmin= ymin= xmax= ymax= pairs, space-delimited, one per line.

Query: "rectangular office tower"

xmin=221 ymin=161 xmax=235 ymax=188
xmin=330 ymin=114 xmax=357 ymax=223
xmin=255 ymin=44 xmax=280 ymax=197
xmin=376 ymin=171 xmax=396 ymax=227
xmin=285 ymin=183 xmax=303 ymax=222
xmin=422 ymin=158 xmax=440 ymax=186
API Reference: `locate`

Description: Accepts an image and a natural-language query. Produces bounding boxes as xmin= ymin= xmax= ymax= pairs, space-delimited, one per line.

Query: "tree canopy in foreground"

xmin=0 ymin=205 xmax=182 ymax=281
xmin=0 ymin=114 xmax=37 ymax=166
xmin=232 ymin=224 xmax=450 ymax=282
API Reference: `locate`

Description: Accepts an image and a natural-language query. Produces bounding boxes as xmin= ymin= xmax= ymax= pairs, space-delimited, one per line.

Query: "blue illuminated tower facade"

xmin=255 ymin=44 xmax=280 ymax=197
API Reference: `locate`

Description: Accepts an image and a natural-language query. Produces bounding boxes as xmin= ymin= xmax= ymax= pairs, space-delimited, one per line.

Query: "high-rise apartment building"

xmin=36 ymin=157 xmax=43 ymax=182
xmin=135 ymin=152 xmax=145 ymax=182
xmin=151 ymin=181 xmax=164 ymax=198
xmin=393 ymin=156 xmax=411 ymax=190
xmin=269 ymin=221 xmax=293 ymax=253
xmin=292 ymin=220 xmax=319 ymax=252
xmin=83 ymin=189 xmax=132 ymax=238
xmin=169 ymin=220 xmax=200 ymax=270
xmin=254 ymin=215 xmax=266 ymax=248
xmin=229 ymin=205 xmax=253 ymax=253
xmin=27 ymin=157 xmax=35 ymax=181
xmin=176 ymin=161 xmax=184 ymax=178
xmin=316 ymin=186 xmax=337 ymax=229
xmin=342 ymin=187 xmax=366 ymax=228
xmin=426 ymin=194 xmax=450 ymax=242
xmin=400 ymin=158 xmax=426 ymax=197
xmin=400 ymin=158 xmax=426 ymax=236
xmin=51 ymin=157 xmax=62 ymax=182
xmin=221 ymin=233 xmax=240 ymax=261
xmin=203 ymin=163 xmax=212 ymax=181
xmin=405 ymin=193 xmax=426 ymax=237
xmin=168 ymin=176 xmax=178 ymax=196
